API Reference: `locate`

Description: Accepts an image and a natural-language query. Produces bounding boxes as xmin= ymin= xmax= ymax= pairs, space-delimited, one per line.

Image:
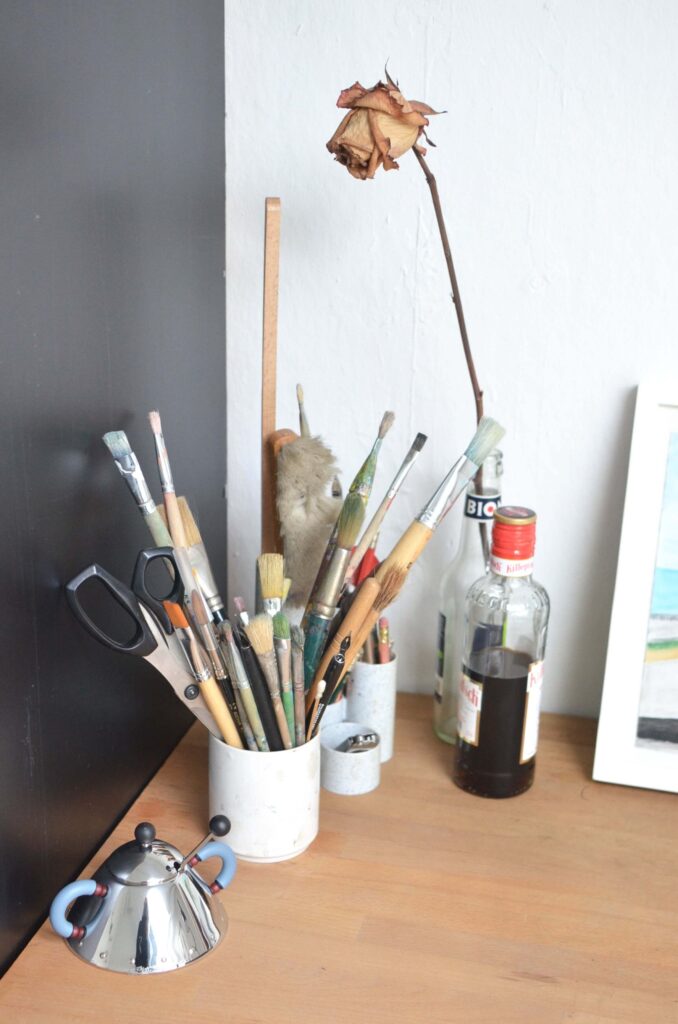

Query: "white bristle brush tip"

xmin=148 ymin=410 xmax=162 ymax=434
xmin=379 ymin=411 xmax=395 ymax=439
xmin=465 ymin=417 xmax=506 ymax=467
xmin=102 ymin=430 xmax=131 ymax=458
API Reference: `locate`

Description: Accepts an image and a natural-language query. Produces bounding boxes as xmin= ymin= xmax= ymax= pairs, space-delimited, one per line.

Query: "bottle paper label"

xmin=520 ymin=661 xmax=544 ymax=762
xmin=434 ymin=613 xmax=446 ymax=703
xmin=458 ymin=672 xmax=483 ymax=745
xmin=489 ymin=554 xmax=534 ymax=578
xmin=464 ymin=493 xmax=501 ymax=522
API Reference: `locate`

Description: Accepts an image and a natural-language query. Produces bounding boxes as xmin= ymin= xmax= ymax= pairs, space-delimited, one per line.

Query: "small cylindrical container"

xmin=346 ymin=655 xmax=397 ymax=762
xmin=209 ymin=733 xmax=320 ymax=862
xmin=320 ymin=721 xmax=381 ymax=795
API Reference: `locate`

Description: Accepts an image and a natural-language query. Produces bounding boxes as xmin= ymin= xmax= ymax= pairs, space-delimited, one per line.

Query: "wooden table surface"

xmin=3 ymin=695 xmax=678 ymax=1023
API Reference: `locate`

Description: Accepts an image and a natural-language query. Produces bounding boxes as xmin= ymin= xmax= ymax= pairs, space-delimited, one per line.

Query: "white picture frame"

xmin=594 ymin=384 xmax=678 ymax=792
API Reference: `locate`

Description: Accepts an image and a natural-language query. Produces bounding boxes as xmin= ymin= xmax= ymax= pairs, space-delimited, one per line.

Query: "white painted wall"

xmin=225 ymin=0 xmax=678 ymax=717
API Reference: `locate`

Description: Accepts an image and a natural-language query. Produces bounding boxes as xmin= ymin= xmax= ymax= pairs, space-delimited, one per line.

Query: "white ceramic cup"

xmin=208 ymin=733 xmax=320 ymax=863
xmin=320 ymin=721 xmax=381 ymax=795
xmin=346 ymin=655 xmax=397 ymax=762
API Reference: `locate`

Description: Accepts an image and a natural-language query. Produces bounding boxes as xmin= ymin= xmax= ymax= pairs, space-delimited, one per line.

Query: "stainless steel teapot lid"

xmin=104 ymin=823 xmax=183 ymax=885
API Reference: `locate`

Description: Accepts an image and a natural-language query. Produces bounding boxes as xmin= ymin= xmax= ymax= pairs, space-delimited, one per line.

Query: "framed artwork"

xmin=594 ymin=385 xmax=678 ymax=792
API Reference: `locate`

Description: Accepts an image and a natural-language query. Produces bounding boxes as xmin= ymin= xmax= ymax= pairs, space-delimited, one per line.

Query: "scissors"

xmin=65 ymin=547 xmax=220 ymax=737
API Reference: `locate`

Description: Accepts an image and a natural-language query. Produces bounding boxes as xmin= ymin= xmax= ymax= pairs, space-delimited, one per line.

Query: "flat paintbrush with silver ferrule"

xmin=102 ymin=431 xmax=173 ymax=548
xmin=346 ymin=431 xmax=427 ymax=583
xmin=303 ymin=492 xmax=365 ymax=688
xmin=376 ymin=416 xmax=505 ymax=582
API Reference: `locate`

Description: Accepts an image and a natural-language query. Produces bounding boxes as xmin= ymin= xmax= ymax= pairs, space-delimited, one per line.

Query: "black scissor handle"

xmin=65 ymin=564 xmax=158 ymax=657
xmin=131 ymin=547 xmax=183 ymax=634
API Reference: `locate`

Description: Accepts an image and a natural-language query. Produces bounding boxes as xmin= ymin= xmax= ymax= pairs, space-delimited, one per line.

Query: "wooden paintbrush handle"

xmin=200 ymin=676 xmax=243 ymax=748
xmin=261 ymin=197 xmax=282 ymax=554
xmin=376 ymin=520 xmax=433 ymax=580
xmin=163 ymin=491 xmax=188 ymax=548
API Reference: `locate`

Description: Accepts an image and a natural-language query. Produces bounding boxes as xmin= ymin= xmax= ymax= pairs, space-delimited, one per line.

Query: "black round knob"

xmin=209 ymin=815 xmax=231 ymax=837
xmin=134 ymin=822 xmax=156 ymax=847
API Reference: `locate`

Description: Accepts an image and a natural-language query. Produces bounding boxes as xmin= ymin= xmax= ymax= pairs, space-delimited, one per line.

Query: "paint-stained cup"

xmin=208 ymin=733 xmax=320 ymax=863
xmin=320 ymin=721 xmax=381 ymax=795
xmin=346 ymin=655 xmax=398 ymax=762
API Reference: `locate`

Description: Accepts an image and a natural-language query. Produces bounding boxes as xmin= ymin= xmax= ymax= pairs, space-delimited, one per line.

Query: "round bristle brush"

xmin=302 ymin=492 xmax=365 ymax=688
xmin=377 ymin=417 xmax=505 ymax=581
xmin=245 ymin=614 xmax=292 ymax=749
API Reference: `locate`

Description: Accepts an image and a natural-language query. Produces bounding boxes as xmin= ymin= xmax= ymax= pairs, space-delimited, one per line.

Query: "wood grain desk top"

xmin=3 ymin=695 xmax=677 ymax=1023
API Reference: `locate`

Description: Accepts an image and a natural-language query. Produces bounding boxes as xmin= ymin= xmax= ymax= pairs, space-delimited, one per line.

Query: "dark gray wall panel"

xmin=0 ymin=0 xmax=225 ymax=972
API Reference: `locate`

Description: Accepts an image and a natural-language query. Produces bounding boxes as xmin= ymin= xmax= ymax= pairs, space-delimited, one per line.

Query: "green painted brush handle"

xmin=304 ymin=614 xmax=331 ymax=690
xmin=281 ymin=690 xmax=296 ymax=745
xmin=143 ymin=506 xmax=174 ymax=548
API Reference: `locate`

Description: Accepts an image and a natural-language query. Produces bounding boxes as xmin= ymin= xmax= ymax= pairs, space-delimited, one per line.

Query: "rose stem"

xmin=413 ymin=147 xmax=489 ymax=564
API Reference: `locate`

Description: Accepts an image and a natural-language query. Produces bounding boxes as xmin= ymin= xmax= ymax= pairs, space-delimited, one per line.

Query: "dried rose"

xmin=326 ymin=74 xmax=439 ymax=179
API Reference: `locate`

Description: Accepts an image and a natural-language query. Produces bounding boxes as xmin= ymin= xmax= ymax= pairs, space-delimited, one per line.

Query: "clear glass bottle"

xmin=453 ymin=506 xmax=550 ymax=798
xmin=433 ymin=450 xmax=503 ymax=743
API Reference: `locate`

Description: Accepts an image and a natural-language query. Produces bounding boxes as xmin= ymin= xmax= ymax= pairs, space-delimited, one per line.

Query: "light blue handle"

xmin=194 ymin=840 xmax=236 ymax=891
xmin=49 ymin=879 xmax=97 ymax=938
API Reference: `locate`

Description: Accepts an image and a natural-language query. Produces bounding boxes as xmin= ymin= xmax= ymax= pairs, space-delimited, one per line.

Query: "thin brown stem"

xmin=413 ymin=147 xmax=489 ymax=563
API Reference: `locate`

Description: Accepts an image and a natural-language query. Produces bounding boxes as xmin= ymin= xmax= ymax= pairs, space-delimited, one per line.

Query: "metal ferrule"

xmin=221 ymin=637 xmax=251 ymax=691
xmin=186 ymin=543 xmax=225 ymax=614
xmin=197 ymin=624 xmax=226 ymax=680
xmin=262 ymin=597 xmax=282 ymax=616
xmin=417 ymin=455 xmax=476 ymax=530
xmin=386 ymin=443 xmax=422 ymax=502
xmin=153 ymin=433 xmax=175 ymax=493
xmin=113 ymin=453 xmax=156 ymax=516
xmin=193 ymin=663 xmax=211 ymax=683
xmin=314 ymin=547 xmax=351 ymax=611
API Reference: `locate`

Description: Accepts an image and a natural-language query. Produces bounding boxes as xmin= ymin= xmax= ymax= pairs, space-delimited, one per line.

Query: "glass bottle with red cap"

xmin=453 ymin=506 xmax=550 ymax=798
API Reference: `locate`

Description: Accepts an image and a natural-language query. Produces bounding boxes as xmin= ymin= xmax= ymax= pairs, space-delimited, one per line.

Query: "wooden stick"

xmin=261 ymin=197 xmax=282 ymax=553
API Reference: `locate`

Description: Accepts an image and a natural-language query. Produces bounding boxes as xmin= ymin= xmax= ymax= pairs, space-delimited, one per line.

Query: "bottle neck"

xmin=489 ymin=552 xmax=534 ymax=579
xmin=458 ymin=487 xmax=501 ymax=557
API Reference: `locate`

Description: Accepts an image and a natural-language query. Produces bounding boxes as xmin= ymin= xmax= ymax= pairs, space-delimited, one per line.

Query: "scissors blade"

xmin=139 ymin=605 xmax=221 ymax=737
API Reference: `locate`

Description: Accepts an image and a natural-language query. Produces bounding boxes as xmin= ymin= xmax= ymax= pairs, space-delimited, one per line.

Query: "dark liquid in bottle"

xmin=453 ymin=647 xmax=535 ymax=798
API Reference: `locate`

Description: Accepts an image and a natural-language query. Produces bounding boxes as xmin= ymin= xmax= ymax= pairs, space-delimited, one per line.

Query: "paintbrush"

xmin=282 ymin=577 xmax=292 ymax=606
xmin=234 ymin=626 xmax=283 ymax=751
xmin=303 ymin=492 xmax=365 ymax=687
xmin=273 ymin=612 xmax=296 ymax=744
xmin=305 ymin=680 xmax=325 ymax=742
xmin=102 ymin=431 xmax=173 ymax=548
xmin=227 ymin=681 xmax=258 ymax=752
xmin=220 ymin=620 xmax=270 ymax=752
xmin=322 ymin=568 xmax=407 ymax=705
xmin=146 ymin=410 xmax=199 ymax=601
xmin=376 ymin=417 xmax=505 ymax=582
xmin=346 ymin=431 xmax=427 ymax=583
xmin=291 ymin=625 xmax=306 ymax=747
xmin=355 ymin=537 xmax=380 ymax=585
xmin=189 ymin=590 xmax=247 ymax=745
xmin=303 ymin=410 xmax=395 ymax=625
xmin=245 ymin=614 xmax=293 ymax=749
xmin=257 ymin=553 xmax=285 ymax=616
xmin=309 ymin=637 xmax=351 ymax=733
xmin=173 ymin=496 xmax=226 ymax=622
xmin=233 ymin=596 xmax=249 ymax=627
xmin=296 ymin=382 xmax=311 ymax=437
xmin=163 ymin=600 xmax=243 ymax=748
xmin=309 ymin=576 xmax=380 ymax=703
xmin=147 ymin=411 xmax=186 ymax=545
